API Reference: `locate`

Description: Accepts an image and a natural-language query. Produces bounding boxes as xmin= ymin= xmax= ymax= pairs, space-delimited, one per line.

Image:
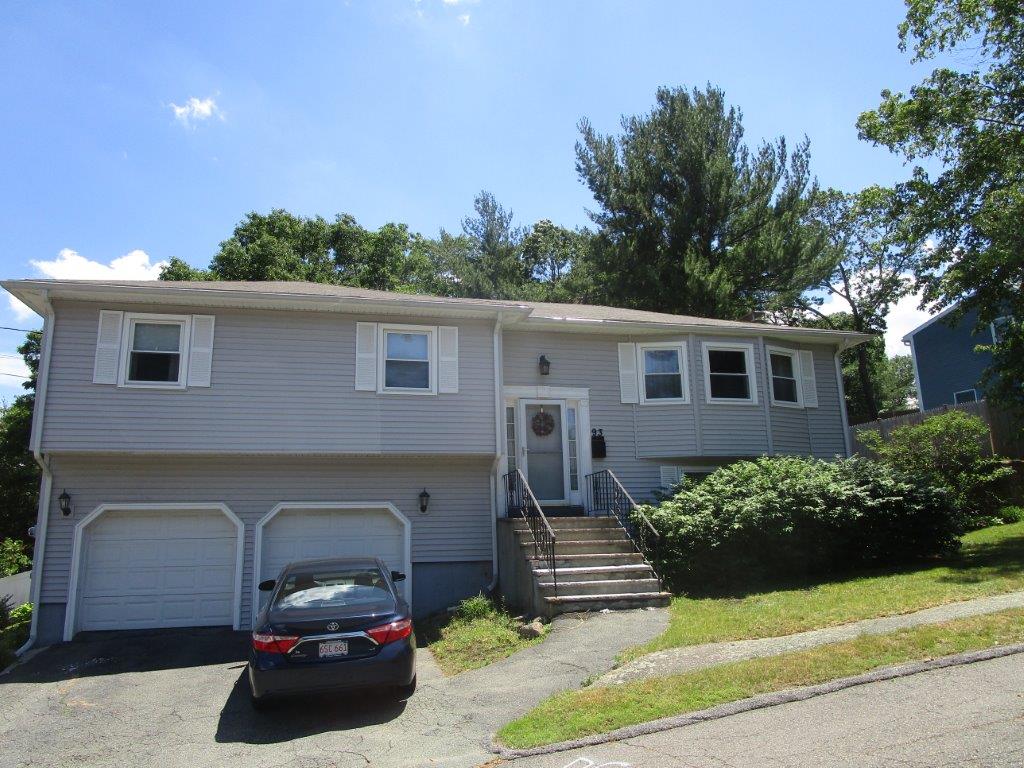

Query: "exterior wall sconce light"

xmin=538 ymin=355 xmax=551 ymax=376
xmin=59 ymin=489 xmax=73 ymax=517
xmin=419 ymin=489 xmax=431 ymax=514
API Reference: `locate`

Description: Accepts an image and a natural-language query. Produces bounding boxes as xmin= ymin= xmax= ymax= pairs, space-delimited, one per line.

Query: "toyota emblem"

xmin=326 ymin=621 xmax=340 ymax=632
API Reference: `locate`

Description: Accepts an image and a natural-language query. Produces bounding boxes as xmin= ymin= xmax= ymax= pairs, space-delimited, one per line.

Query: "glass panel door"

xmin=523 ymin=402 xmax=566 ymax=502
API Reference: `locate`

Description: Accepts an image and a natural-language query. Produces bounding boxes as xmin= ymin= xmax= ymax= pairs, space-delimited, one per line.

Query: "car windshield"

xmin=274 ymin=566 xmax=393 ymax=610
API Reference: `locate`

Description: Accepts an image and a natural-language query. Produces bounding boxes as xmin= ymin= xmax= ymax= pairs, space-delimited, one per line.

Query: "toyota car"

xmin=248 ymin=557 xmax=416 ymax=709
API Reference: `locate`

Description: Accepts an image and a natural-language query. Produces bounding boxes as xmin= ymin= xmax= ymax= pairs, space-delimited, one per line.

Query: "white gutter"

xmin=834 ymin=349 xmax=854 ymax=457
xmin=907 ymin=335 xmax=925 ymax=412
xmin=486 ymin=314 xmax=505 ymax=593
xmin=17 ymin=289 xmax=55 ymax=656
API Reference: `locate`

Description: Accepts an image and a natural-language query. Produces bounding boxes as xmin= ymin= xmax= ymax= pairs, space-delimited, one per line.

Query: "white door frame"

xmin=502 ymin=386 xmax=592 ymax=509
xmin=251 ymin=501 xmax=412 ymax=628
xmin=64 ymin=502 xmax=245 ymax=642
xmin=518 ymin=398 xmax=570 ymax=505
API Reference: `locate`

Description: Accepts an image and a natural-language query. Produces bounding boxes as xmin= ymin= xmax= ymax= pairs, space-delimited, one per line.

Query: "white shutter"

xmin=618 ymin=343 xmax=639 ymax=403
xmin=187 ymin=315 xmax=215 ymax=387
xmin=799 ymin=349 xmax=818 ymax=408
xmin=355 ymin=322 xmax=378 ymax=391
xmin=660 ymin=465 xmax=683 ymax=489
xmin=438 ymin=326 xmax=459 ymax=394
xmin=92 ymin=310 xmax=124 ymax=384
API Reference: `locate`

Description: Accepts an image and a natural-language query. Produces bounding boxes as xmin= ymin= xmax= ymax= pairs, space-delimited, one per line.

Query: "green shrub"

xmin=454 ymin=593 xmax=498 ymax=621
xmin=859 ymin=411 xmax=1013 ymax=528
xmin=638 ymin=456 xmax=960 ymax=593
xmin=0 ymin=597 xmax=31 ymax=668
xmin=0 ymin=538 xmax=30 ymax=578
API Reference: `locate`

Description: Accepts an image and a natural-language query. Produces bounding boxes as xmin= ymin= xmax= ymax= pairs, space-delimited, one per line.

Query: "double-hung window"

xmin=703 ymin=342 xmax=757 ymax=404
xmin=767 ymin=347 xmax=801 ymax=406
xmin=381 ymin=325 xmax=435 ymax=393
xmin=638 ymin=342 xmax=689 ymax=403
xmin=991 ymin=316 xmax=1011 ymax=344
xmin=121 ymin=314 xmax=190 ymax=388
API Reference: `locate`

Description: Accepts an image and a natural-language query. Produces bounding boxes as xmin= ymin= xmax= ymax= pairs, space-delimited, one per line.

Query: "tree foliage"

xmin=576 ymin=85 xmax=822 ymax=319
xmin=857 ymin=0 xmax=1024 ymax=414
xmin=0 ymin=332 xmax=41 ymax=548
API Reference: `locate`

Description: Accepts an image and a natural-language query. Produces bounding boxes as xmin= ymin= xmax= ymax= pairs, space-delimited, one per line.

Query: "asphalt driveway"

xmin=0 ymin=608 xmax=668 ymax=768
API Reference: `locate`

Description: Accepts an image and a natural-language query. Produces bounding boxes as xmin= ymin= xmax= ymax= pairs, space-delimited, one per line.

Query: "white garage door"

xmin=77 ymin=509 xmax=238 ymax=632
xmin=258 ymin=506 xmax=408 ymax=612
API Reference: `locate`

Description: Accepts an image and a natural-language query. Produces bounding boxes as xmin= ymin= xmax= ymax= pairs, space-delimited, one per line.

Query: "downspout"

xmin=486 ymin=313 xmax=504 ymax=592
xmin=18 ymin=290 xmax=55 ymax=655
xmin=834 ymin=346 xmax=854 ymax=457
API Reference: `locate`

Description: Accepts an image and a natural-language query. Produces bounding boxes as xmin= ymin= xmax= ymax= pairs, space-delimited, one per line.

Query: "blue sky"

xmin=0 ymin=0 xmax=935 ymax=400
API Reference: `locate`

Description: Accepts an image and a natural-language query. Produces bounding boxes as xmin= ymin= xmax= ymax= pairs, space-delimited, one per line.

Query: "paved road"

xmin=509 ymin=653 xmax=1024 ymax=768
xmin=0 ymin=608 xmax=667 ymax=768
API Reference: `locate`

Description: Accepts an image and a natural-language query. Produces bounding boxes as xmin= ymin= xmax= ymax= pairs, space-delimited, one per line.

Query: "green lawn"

xmin=624 ymin=521 xmax=1024 ymax=661
xmin=498 ymin=607 xmax=1024 ymax=748
xmin=417 ymin=596 xmax=547 ymax=676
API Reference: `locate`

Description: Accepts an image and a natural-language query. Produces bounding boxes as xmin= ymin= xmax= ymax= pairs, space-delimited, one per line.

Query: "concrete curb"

xmin=491 ymin=642 xmax=1024 ymax=760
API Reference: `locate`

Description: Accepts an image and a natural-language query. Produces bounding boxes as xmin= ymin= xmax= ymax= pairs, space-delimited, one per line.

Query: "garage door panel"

xmin=77 ymin=508 xmax=238 ymax=632
xmin=259 ymin=507 xmax=408 ymax=612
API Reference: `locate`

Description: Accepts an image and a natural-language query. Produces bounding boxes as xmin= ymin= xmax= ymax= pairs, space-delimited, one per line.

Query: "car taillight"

xmin=252 ymin=632 xmax=300 ymax=654
xmin=366 ymin=618 xmax=413 ymax=645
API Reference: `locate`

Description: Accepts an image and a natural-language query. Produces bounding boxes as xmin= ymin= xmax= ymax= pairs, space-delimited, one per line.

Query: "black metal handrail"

xmin=504 ymin=469 xmax=558 ymax=594
xmin=585 ymin=469 xmax=660 ymax=564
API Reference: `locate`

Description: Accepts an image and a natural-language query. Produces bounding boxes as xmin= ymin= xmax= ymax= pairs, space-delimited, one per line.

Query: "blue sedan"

xmin=248 ymin=557 xmax=416 ymax=709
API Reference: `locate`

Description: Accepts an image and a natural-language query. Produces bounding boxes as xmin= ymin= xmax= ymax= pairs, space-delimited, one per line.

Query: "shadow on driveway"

xmin=215 ymin=670 xmax=408 ymax=744
xmin=0 ymin=627 xmax=249 ymax=684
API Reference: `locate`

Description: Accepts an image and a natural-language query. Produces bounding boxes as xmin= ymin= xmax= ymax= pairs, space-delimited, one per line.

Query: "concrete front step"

xmin=514 ymin=526 xmax=630 ymax=542
xmin=543 ymin=591 xmax=673 ymax=612
xmin=522 ymin=539 xmax=636 ymax=555
xmin=531 ymin=564 xmax=657 ymax=582
xmin=538 ymin=578 xmax=662 ymax=596
xmin=511 ymin=516 xmax=621 ymax=531
xmin=529 ymin=552 xmax=647 ymax=568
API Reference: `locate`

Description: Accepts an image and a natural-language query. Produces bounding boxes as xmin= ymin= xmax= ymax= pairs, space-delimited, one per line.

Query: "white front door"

xmin=520 ymin=399 xmax=570 ymax=505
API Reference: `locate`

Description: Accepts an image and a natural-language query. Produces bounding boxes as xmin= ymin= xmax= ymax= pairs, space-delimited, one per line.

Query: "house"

xmin=903 ymin=305 xmax=1011 ymax=411
xmin=2 ymin=279 xmax=870 ymax=645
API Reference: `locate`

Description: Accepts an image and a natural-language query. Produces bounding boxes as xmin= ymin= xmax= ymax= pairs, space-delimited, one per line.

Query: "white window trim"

xmin=118 ymin=312 xmax=191 ymax=390
xmin=991 ymin=316 xmax=1011 ymax=345
xmin=702 ymin=341 xmax=758 ymax=405
xmin=953 ymin=388 xmax=978 ymax=404
xmin=766 ymin=345 xmax=803 ymax=408
xmin=377 ymin=323 xmax=437 ymax=395
xmin=637 ymin=341 xmax=690 ymax=404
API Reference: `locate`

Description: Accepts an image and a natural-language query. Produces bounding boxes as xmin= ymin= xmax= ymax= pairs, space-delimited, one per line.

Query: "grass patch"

xmin=498 ymin=607 xmax=1024 ymax=748
xmin=416 ymin=595 xmax=546 ymax=676
xmin=625 ymin=521 xmax=1024 ymax=661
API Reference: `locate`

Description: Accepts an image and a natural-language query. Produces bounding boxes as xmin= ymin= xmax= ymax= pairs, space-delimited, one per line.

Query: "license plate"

xmin=319 ymin=640 xmax=348 ymax=658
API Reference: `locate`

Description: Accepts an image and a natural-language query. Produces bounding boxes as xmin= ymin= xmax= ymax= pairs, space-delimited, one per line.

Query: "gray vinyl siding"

xmin=767 ymin=343 xmax=847 ymax=459
xmin=912 ymin=307 xmax=994 ymax=411
xmin=41 ymin=300 xmax=496 ymax=455
xmin=503 ymin=330 xmax=849 ymax=500
xmin=41 ymin=454 xmax=493 ymax=626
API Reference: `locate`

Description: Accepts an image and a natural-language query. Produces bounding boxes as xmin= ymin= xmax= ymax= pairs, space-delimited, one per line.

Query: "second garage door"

xmin=257 ymin=505 xmax=409 ymax=613
xmin=76 ymin=507 xmax=240 ymax=633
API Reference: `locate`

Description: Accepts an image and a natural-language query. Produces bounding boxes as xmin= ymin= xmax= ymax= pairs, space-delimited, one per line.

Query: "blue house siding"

xmin=911 ymin=307 xmax=994 ymax=411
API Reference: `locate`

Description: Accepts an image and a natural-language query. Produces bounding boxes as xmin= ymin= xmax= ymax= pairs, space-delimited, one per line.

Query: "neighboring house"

xmin=903 ymin=305 xmax=1011 ymax=411
xmin=2 ymin=279 xmax=869 ymax=645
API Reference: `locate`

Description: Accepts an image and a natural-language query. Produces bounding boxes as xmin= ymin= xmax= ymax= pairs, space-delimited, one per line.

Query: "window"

xmin=380 ymin=325 xmax=434 ymax=393
xmin=954 ymin=388 xmax=978 ymax=404
xmin=121 ymin=314 xmax=190 ymax=388
xmin=703 ymin=343 xmax=757 ymax=403
xmin=638 ymin=342 xmax=689 ymax=403
xmin=991 ymin=316 xmax=1011 ymax=344
xmin=505 ymin=405 xmax=517 ymax=474
xmin=567 ymin=406 xmax=579 ymax=491
xmin=767 ymin=347 xmax=800 ymax=406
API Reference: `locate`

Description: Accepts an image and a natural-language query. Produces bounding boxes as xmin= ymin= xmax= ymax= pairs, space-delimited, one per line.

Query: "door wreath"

xmin=531 ymin=410 xmax=555 ymax=437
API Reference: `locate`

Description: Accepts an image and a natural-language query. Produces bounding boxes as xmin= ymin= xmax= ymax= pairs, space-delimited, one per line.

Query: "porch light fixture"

xmin=538 ymin=355 xmax=551 ymax=376
xmin=419 ymin=489 xmax=431 ymax=514
xmin=59 ymin=489 xmax=72 ymax=517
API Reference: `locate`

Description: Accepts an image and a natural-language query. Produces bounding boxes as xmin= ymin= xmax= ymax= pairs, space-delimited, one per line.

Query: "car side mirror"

xmin=390 ymin=571 xmax=406 ymax=583
xmin=258 ymin=579 xmax=276 ymax=592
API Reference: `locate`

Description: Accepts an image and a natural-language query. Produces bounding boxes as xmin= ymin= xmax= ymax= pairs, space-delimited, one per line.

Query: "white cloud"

xmin=7 ymin=248 xmax=168 ymax=320
xmin=0 ymin=355 xmax=31 ymax=384
xmin=442 ymin=0 xmax=476 ymax=5
xmin=168 ymin=96 xmax=224 ymax=129
xmin=457 ymin=13 xmax=470 ymax=25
